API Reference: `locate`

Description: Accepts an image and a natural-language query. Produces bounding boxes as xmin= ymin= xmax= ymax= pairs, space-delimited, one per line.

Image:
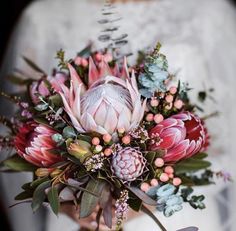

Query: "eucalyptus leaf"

xmin=80 ymin=179 xmax=106 ymax=218
xmin=31 ymin=181 xmax=51 ymax=212
xmin=127 ymin=186 xmax=157 ymax=206
xmin=48 ymin=187 xmax=60 ymax=215
xmin=63 ymin=126 xmax=77 ymax=139
xmin=15 ymin=190 xmax=33 ymax=200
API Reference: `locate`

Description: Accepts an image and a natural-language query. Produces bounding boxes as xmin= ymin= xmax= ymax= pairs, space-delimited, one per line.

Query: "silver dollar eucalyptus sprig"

xmin=98 ymin=0 xmax=131 ymax=59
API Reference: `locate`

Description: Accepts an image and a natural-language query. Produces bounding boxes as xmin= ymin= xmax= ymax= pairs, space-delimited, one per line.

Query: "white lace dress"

xmin=1 ymin=0 xmax=236 ymax=230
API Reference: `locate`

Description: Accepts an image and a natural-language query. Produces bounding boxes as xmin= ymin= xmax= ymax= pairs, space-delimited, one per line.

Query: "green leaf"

xmin=2 ymin=154 xmax=37 ymax=172
xmin=30 ymin=177 xmax=49 ymax=188
xmin=15 ymin=190 xmax=33 ymax=200
xmin=193 ymin=152 xmax=208 ymax=159
xmin=63 ymin=126 xmax=77 ymax=139
xmin=31 ymin=181 xmax=51 ymax=212
xmin=47 ymin=187 xmax=60 ymax=215
xmin=128 ymin=198 xmax=142 ymax=212
xmin=127 ymin=186 xmax=157 ymax=206
xmin=22 ymin=56 xmax=45 ymax=74
xmin=80 ymin=179 xmax=106 ymax=218
xmin=174 ymin=158 xmax=211 ymax=174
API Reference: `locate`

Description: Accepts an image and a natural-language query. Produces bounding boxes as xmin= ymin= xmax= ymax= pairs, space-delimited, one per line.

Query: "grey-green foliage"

xmin=146 ymin=184 xmax=183 ymax=217
xmin=138 ymin=47 xmax=169 ymax=98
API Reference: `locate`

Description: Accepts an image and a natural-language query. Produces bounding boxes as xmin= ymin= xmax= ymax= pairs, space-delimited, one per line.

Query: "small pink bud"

xmin=160 ymin=173 xmax=169 ymax=182
xmin=169 ymin=173 xmax=174 ymax=179
xmin=150 ymin=99 xmax=159 ymax=107
xmin=150 ymin=179 xmax=159 ymax=187
xmin=74 ymin=56 xmax=82 ymax=66
xmin=122 ymin=135 xmax=131 ymax=144
xmin=154 ymin=158 xmax=164 ymax=167
xmin=140 ymin=182 xmax=151 ymax=192
xmin=117 ymin=128 xmax=125 ymax=134
xmin=174 ymin=99 xmax=183 ymax=109
xmin=154 ymin=114 xmax=164 ymax=124
xmin=104 ymin=148 xmax=112 ymax=157
xmin=165 ymin=95 xmax=174 ymax=103
xmin=146 ymin=113 xmax=154 ymax=122
xmin=103 ymin=134 xmax=112 ymax=143
xmin=173 ymin=177 xmax=182 ymax=186
xmin=92 ymin=137 xmax=100 ymax=146
xmin=95 ymin=53 xmax=102 ymax=62
xmin=164 ymin=166 xmax=174 ymax=174
xmin=165 ymin=103 xmax=173 ymax=110
xmin=81 ymin=58 xmax=88 ymax=67
xmin=169 ymin=86 xmax=177 ymax=95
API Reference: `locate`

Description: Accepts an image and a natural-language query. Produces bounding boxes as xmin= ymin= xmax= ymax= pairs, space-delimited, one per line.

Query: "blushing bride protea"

xmin=59 ymin=57 xmax=146 ymax=135
xmin=14 ymin=122 xmax=64 ymax=167
xmin=149 ymin=112 xmax=207 ymax=162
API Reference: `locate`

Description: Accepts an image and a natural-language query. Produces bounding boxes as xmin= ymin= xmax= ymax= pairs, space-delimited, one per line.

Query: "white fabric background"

xmin=0 ymin=0 xmax=236 ymax=230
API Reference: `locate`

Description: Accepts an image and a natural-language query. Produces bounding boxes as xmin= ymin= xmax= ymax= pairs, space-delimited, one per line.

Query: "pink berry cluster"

xmin=91 ymin=134 xmax=113 ymax=157
xmin=145 ymin=86 xmax=184 ymax=124
xmin=140 ymin=157 xmax=182 ymax=193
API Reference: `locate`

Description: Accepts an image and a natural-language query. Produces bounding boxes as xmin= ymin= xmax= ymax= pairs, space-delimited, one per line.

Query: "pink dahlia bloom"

xmin=30 ymin=73 xmax=67 ymax=104
xmin=14 ymin=122 xmax=64 ymax=167
xmin=149 ymin=112 xmax=206 ymax=162
xmin=59 ymin=58 xmax=146 ymax=136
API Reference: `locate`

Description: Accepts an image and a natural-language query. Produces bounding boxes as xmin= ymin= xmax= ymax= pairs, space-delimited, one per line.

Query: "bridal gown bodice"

xmin=1 ymin=0 xmax=236 ymax=230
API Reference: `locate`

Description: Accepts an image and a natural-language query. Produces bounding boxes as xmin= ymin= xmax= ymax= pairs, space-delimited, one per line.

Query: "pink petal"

xmin=88 ymin=56 xmax=100 ymax=87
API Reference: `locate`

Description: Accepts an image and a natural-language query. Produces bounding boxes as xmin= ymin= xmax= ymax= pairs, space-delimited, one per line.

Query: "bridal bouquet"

xmin=0 ymin=43 xmax=225 ymax=231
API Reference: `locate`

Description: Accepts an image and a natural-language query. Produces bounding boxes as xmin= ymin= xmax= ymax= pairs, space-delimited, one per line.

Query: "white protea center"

xmin=59 ymin=59 xmax=146 ymax=136
xmin=81 ymin=81 xmax=133 ymax=134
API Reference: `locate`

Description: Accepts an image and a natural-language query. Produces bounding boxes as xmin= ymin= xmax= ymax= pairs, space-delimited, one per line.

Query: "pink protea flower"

xmin=59 ymin=57 xmax=146 ymax=136
xmin=30 ymin=73 xmax=67 ymax=104
xmin=149 ymin=112 xmax=206 ymax=162
xmin=111 ymin=147 xmax=146 ymax=182
xmin=14 ymin=122 xmax=64 ymax=167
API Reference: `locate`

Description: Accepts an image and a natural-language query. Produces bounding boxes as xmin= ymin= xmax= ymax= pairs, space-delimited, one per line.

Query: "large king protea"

xmin=59 ymin=57 xmax=146 ymax=136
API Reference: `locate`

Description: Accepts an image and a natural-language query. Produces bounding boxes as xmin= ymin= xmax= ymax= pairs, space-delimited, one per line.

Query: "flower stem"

xmin=141 ymin=205 xmax=167 ymax=231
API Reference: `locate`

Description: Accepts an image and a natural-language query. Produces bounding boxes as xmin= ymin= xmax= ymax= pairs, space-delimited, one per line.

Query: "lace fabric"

xmin=0 ymin=0 xmax=236 ymax=230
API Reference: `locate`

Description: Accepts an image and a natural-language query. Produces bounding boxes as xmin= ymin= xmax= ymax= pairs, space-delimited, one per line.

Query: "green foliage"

xmin=180 ymin=187 xmax=206 ymax=210
xmin=1 ymin=154 xmax=37 ymax=172
xmin=80 ymin=179 xmax=107 ymax=218
xmin=47 ymin=187 xmax=60 ymax=215
xmin=127 ymin=186 xmax=157 ymax=206
xmin=55 ymin=49 xmax=69 ymax=70
xmin=31 ymin=180 xmax=51 ymax=212
xmin=62 ymin=126 xmax=77 ymax=139
xmin=174 ymin=153 xmax=211 ymax=174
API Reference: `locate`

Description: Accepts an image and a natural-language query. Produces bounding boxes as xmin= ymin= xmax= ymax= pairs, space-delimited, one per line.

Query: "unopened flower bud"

xmin=35 ymin=168 xmax=52 ymax=177
xmin=50 ymin=169 xmax=63 ymax=178
xmin=122 ymin=135 xmax=131 ymax=144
